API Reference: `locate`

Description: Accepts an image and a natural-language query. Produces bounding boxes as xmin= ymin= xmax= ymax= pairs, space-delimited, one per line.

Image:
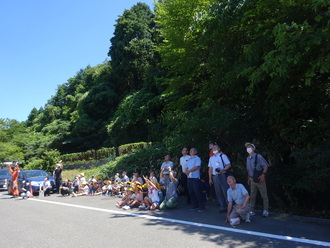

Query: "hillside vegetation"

xmin=1 ymin=1 xmax=329 ymax=217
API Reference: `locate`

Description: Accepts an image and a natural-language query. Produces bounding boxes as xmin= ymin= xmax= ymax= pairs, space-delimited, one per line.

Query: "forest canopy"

xmin=1 ymin=1 xmax=329 ymax=215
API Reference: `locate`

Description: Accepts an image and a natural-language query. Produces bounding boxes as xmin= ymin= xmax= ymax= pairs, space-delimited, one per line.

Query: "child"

xmin=116 ymin=189 xmax=132 ymax=208
xmin=72 ymin=182 xmax=89 ymax=197
xmin=143 ymin=176 xmax=160 ymax=210
xmin=129 ymin=184 xmax=144 ymax=208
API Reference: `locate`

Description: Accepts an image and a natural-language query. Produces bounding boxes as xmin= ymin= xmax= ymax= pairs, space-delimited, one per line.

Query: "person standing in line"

xmin=245 ymin=142 xmax=270 ymax=217
xmin=8 ymin=162 xmax=20 ymax=198
xmin=180 ymin=147 xmax=191 ymax=204
xmin=209 ymin=142 xmax=217 ymax=157
xmin=53 ymin=160 xmax=63 ymax=194
xmin=160 ymin=155 xmax=174 ymax=184
xmin=208 ymin=144 xmax=231 ymax=212
xmin=186 ymin=148 xmax=205 ymax=212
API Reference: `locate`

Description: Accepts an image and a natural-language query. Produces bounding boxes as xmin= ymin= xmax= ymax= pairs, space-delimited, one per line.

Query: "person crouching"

xmin=226 ymin=176 xmax=252 ymax=227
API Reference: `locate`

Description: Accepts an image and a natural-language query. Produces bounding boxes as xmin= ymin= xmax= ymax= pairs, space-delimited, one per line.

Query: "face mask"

xmin=247 ymin=148 xmax=253 ymax=154
xmin=213 ymin=150 xmax=219 ymax=154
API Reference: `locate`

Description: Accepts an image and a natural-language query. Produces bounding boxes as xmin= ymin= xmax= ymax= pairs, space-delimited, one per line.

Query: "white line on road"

xmin=7 ymin=195 xmax=330 ymax=247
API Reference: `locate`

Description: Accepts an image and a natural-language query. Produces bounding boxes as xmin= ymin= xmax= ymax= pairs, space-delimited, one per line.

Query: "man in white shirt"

xmin=40 ymin=177 xmax=52 ymax=196
xmin=160 ymin=155 xmax=174 ymax=184
xmin=208 ymin=145 xmax=232 ymax=212
xmin=179 ymin=147 xmax=190 ymax=204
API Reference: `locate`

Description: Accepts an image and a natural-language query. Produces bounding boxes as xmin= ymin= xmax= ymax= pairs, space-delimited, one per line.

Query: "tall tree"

xmin=108 ymin=2 xmax=156 ymax=95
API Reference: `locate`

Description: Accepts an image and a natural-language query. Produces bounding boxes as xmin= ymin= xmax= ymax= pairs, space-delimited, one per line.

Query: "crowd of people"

xmin=9 ymin=141 xmax=270 ymax=227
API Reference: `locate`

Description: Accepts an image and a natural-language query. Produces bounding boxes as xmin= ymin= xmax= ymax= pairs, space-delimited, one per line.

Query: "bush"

xmin=118 ymin=142 xmax=152 ymax=156
xmin=101 ymin=143 xmax=168 ymax=178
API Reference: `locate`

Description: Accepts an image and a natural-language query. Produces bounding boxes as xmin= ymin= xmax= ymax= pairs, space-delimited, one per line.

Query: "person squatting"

xmin=17 ymin=142 xmax=269 ymax=228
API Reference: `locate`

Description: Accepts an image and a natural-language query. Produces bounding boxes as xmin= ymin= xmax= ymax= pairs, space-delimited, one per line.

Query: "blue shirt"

xmin=187 ymin=155 xmax=201 ymax=179
xmin=246 ymin=153 xmax=269 ymax=177
xmin=227 ymin=183 xmax=248 ymax=205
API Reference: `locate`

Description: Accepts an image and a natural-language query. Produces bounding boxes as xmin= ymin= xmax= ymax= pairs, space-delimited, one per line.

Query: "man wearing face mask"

xmin=245 ymin=142 xmax=269 ymax=217
xmin=208 ymin=145 xmax=232 ymax=213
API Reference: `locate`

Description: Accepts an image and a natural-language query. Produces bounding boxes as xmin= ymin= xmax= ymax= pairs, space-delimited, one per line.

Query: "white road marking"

xmin=25 ymin=197 xmax=330 ymax=247
xmin=1 ymin=194 xmax=329 ymax=247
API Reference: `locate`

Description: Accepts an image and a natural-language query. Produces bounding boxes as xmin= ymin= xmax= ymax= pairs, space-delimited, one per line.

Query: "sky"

xmin=0 ymin=0 xmax=154 ymax=122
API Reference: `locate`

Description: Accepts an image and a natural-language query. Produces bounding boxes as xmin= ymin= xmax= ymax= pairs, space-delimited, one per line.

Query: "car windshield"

xmin=0 ymin=170 xmax=11 ymax=177
xmin=23 ymin=171 xmax=49 ymax=179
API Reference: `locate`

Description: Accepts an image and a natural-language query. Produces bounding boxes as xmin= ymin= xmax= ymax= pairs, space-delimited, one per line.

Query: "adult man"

xmin=245 ymin=142 xmax=269 ymax=217
xmin=186 ymin=148 xmax=204 ymax=212
xmin=8 ymin=162 xmax=19 ymax=197
xmin=121 ymin=171 xmax=130 ymax=183
xmin=40 ymin=177 xmax=52 ymax=196
xmin=60 ymin=179 xmax=71 ymax=196
xmin=208 ymin=144 xmax=231 ymax=212
xmin=179 ymin=147 xmax=190 ymax=204
xmin=131 ymin=172 xmax=143 ymax=185
xmin=21 ymin=180 xmax=32 ymax=199
xmin=53 ymin=160 xmax=63 ymax=194
xmin=160 ymin=155 xmax=174 ymax=184
xmin=160 ymin=167 xmax=179 ymax=210
xmin=226 ymin=176 xmax=251 ymax=226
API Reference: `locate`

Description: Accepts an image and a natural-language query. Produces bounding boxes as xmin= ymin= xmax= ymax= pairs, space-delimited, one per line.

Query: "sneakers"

xmin=245 ymin=213 xmax=251 ymax=223
xmin=249 ymin=211 xmax=256 ymax=216
xmin=122 ymin=205 xmax=130 ymax=210
xmin=262 ymin=210 xmax=269 ymax=217
xmin=230 ymin=217 xmax=240 ymax=227
xmin=138 ymin=205 xmax=146 ymax=210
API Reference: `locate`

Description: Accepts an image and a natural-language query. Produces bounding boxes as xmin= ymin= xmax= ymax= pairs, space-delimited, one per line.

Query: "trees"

xmin=108 ymin=2 xmax=156 ymax=95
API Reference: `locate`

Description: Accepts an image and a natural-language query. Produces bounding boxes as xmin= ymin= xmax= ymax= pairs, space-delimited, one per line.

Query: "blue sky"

xmin=0 ymin=0 xmax=154 ymax=122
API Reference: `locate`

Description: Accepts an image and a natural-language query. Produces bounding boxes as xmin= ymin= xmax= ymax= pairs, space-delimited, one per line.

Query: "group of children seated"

xmin=60 ymin=168 xmax=179 ymax=211
xmin=115 ymin=168 xmax=179 ymax=211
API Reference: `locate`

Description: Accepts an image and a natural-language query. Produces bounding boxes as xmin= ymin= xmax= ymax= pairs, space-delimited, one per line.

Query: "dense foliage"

xmin=1 ymin=1 xmax=329 ymax=216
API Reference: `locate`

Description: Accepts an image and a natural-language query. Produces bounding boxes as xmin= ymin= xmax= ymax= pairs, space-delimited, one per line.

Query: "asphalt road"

xmin=0 ymin=192 xmax=329 ymax=248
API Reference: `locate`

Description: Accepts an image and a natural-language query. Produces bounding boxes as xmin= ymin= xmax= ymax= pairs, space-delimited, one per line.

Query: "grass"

xmin=62 ymin=167 xmax=102 ymax=181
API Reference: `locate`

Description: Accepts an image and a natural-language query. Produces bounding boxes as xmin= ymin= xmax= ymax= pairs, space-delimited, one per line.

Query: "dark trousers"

xmin=61 ymin=188 xmax=70 ymax=196
xmin=55 ymin=178 xmax=62 ymax=194
xmin=180 ymin=173 xmax=191 ymax=203
xmin=41 ymin=187 xmax=51 ymax=196
xmin=187 ymin=178 xmax=205 ymax=210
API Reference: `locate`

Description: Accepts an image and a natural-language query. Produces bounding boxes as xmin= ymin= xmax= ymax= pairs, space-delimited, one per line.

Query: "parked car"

xmin=0 ymin=169 xmax=11 ymax=191
xmin=7 ymin=170 xmax=56 ymax=195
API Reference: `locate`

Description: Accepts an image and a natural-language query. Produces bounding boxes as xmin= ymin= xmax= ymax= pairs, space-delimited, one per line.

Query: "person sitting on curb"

xmin=225 ymin=176 xmax=252 ymax=227
xmin=60 ymin=179 xmax=71 ymax=196
xmin=159 ymin=167 xmax=178 ymax=210
xmin=40 ymin=177 xmax=52 ymax=197
xmin=21 ymin=181 xmax=32 ymax=199
xmin=116 ymin=189 xmax=133 ymax=208
xmin=72 ymin=182 xmax=89 ymax=197
xmin=143 ymin=176 xmax=160 ymax=211
xmin=129 ymin=183 xmax=144 ymax=208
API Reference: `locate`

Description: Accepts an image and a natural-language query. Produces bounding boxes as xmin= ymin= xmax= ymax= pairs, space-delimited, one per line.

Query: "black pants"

xmin=187 ymin=178 xmax=205 ymax=210
xmin=55 ymin=178 xmax=62 ymax=194
xmin=180 ymin=173 xmax=191 ymax=203
xmin=41 ymin=187 xmax=51 ymax=196
xmin=61 ymin=188 xmax=70 ymax=196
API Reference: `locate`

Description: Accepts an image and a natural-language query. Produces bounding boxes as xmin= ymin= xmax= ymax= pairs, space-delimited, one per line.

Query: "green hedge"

xmin=118 ymin=142 xmax=152 ymax=156
xmin=61 ymin=147 xmax=116 ymax=163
